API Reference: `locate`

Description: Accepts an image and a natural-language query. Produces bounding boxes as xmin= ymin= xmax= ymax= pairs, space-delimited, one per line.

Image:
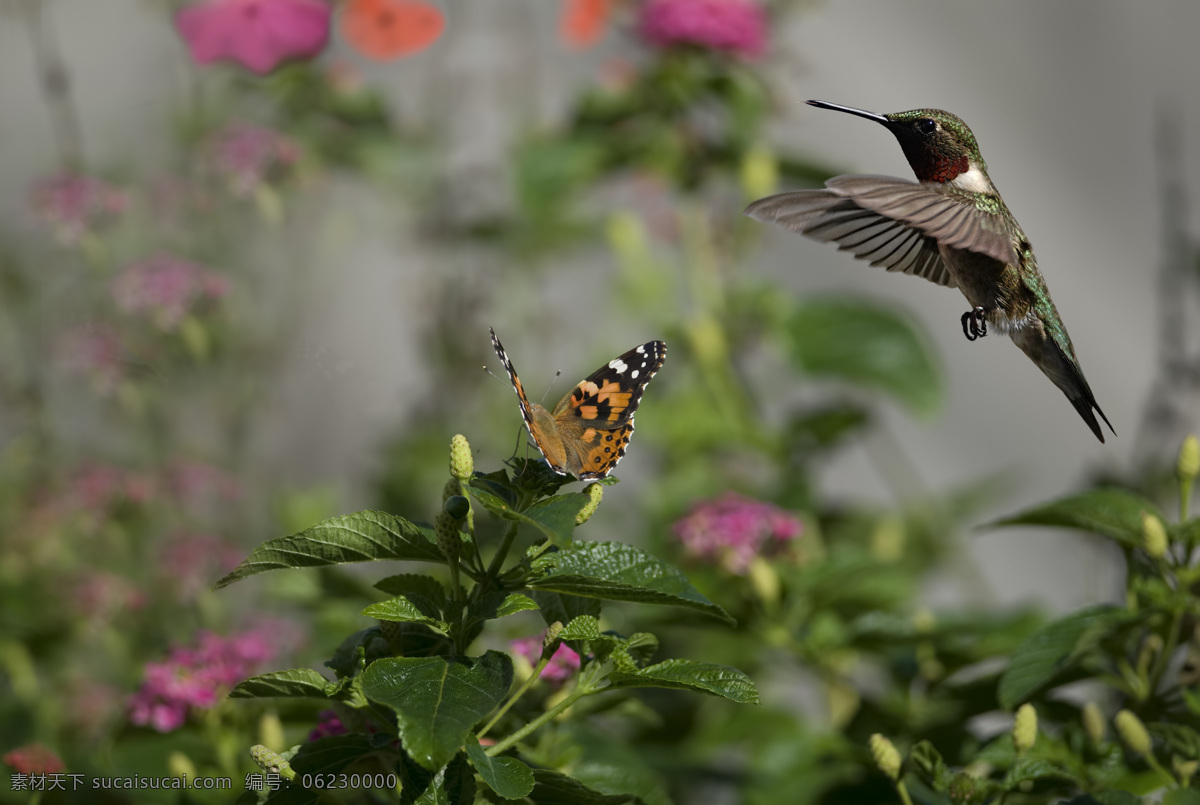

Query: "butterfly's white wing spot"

xmin=608 ymin=357 xmax=628 ymax=374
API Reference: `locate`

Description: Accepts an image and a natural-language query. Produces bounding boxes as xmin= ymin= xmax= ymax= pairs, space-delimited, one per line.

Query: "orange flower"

xmin=339 ymin=0 xmax=444 ymax=61
xmin=560 ymin=0 xmax=611 ymax=49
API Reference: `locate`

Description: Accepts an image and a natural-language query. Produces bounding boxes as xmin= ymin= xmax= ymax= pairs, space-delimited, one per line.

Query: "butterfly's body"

xmin=745 ymin=100 xmax=1113 ymax=442
xmin=490 ymin=329 xmax=666 ymax=481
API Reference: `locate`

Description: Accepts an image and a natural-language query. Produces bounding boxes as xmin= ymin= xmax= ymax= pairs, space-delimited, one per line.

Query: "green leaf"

xmin=529 ymin=590 xmax=601 ymax=627
xmin=376 ymin=574 xmax=448 ymax=615
xmin=1001 ymin=757 xmax=1072 ymax=788
xmin=229 ymin=668 xmax=332 ymax=699
xmin=908 ymin=740 xmax=954 ymax=792
xmin=465 ymin=738 xmax=535 ymax=800
xmin=786 ymin=297 xmax=942 ymax=416
xmin=998 ymin=605 xmax=1128 ymax=709
xmin=493 ymin=593 xmax=540 ymax=618
xmin=215 ymin=510 xmax=443 ymax=588
xmin=528 ymin=541 xmax=732 ymax=623
xmin=1164 ymin=789 xmax=1200 ymax=805
xmin=608 ymin=659 xmax=759 ymax=704
xmin=401 ymin=750 xmax=476 ymax=805
xmin=528 ymin=768 xmax=645 ymax=805
xmin=467 ymin=487 xmax=588 ymax=547
xmin=558 ymin=615 xmax=602 ymax=641
xmin=1060 ymin=793 xmax=1142 ymax=805
xmin=988 ymin=488 xmax=1162 ymax=548
xmin=363 ymin=596 xmax=450 ymax=634
xmin=360 ymin=651 xmax=513 ymax=770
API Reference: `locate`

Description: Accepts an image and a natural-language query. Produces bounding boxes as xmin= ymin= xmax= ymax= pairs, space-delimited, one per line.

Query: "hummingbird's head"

xmin=808 ymin=101 xmax=990 ymax=189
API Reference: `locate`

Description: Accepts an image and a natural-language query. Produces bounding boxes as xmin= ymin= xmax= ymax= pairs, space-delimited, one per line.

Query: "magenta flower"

xmin=209 ymin=123 xmax=300 ymax=197
xmin=160 ymin=533 xmax=244 ymax=600
xmin=29 ymin=173 xmax=126 ymax=245
xmin=308 ymin=710 xmax=349 ymax=741
xmin=112 ymin=254 xmax=230 ymax=329
xmin=2 ymin=743 xmax=65 ymax=775
xmin=510 ymin=635 xmax=581 ymax=684
xmin=68 ymin=464 xmax=151 ymax=513
xmin=638 ymin=0 xmax=767 ymax=59
xmin=673 ymin=492 xmax=802 ymax=574
xmin=128 ymin=629 xmax=279 ymax=732
xmin=176 ymin=0 xmax=331 ymax=74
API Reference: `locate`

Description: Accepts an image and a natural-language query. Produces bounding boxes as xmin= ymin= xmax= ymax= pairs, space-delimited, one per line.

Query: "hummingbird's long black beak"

xmin=807 ymin=100 xmax=891 ymax=125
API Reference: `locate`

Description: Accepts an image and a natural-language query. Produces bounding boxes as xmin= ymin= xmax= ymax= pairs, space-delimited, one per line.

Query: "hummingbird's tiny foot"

xmin=961 ymin=307 xmax=989 ymax=341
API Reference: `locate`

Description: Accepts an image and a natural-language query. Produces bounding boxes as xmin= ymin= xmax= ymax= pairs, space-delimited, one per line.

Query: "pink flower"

xmin=112 ymin=254 xmax=229 ymax=329
xmin=510 ymin=635 xmax=581 ymax=684
xmin=2 ymin=743 xmax=65 ymax=775
xmin=129 ymin=629 xmax=280 ymax=732
xmin=72 ymin=572 xmax=147 ymax=622
xmin=672 ymin=492 xmax=802 ymax=574
xmin=166 ymin=460 xmax=242 ymax=510
xmin=308 ymin=710 xmax=348 ymax=741
xmin=68 ymin=464 xmax=146 ymax=513
xmin=209 ymin=123 xmax=300 ymax=196
xmin=176 ymin=0 xmax=331 ymax=75
xmin=638 ymin=0 xmax=767 ymax=59
xmin=29 ymin=173 xmax=126 ymax=245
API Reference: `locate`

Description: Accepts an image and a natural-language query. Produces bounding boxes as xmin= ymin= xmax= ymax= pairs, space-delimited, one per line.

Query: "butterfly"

xmin=490 ymin=328 xmax=666 ymax=482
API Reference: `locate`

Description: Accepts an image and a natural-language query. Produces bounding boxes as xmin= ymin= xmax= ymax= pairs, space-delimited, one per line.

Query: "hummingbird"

xmin=744 ymin=100 xmax=1113 ymax=442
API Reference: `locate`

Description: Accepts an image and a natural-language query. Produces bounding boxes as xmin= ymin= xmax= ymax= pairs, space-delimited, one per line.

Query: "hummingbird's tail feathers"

xmin=1045 ymin=338 xmax=1115 ymax=444
xmin=744 ymin=188 xmax=954 ymax=287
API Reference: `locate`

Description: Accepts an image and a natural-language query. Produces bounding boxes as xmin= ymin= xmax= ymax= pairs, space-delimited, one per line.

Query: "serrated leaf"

xmin=559 ymin=615 xmax=602 ymax=641
xmin=375 ymin=574 xmax=448 ymax=615
xmin=465 ymin=738 xmax=535 ymax=800
xmin=608 ymin=659 xmax=759 ymax=704
xmin=493 ymin=593 xmax=540 ymax=618
xmin=528 ymin=768 xmax=644 ymax=805
xmin=468 ymin=488 xmax=588 ymax=546
xmin=528 ymin=541 xmax=732 ymax=623
xmin=787 ymin=297 xmax=942 ymax=417
xmin=215 ymin=510 xmax=443 ymax=588
xmin=1002 ymin=757 xmax=1071 ymax=789
xmin=988 ymin=489 xmax=1162 ymax=548
xmin=998 ymin=605 xmax=1128 ymax=709
xmin=229 ymin=668 xmax=331 ymax=699
xmin=360 ymin=651 xmax=513 ymax=770
xmin=363 ymin=596 xmax=450 ymax=634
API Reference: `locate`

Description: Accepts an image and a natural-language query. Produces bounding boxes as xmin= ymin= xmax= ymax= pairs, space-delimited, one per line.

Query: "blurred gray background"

xmin=3 ymin=0 xmax=1199 ymax=613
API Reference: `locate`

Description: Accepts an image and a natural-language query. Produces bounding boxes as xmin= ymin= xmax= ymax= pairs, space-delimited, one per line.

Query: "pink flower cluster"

xmin=672 ymin=492 xmax=802 ymax=574
xmin=2 ymin=743 xmax=65 ymax=775
xmin=176 ymin=0 xmax=331 ymax=75
xmin=510 ymin=635 xmax=581 ymax=684
xmin=308 ymin=710 xmax=348 ymax=741
xmin=68 ymin=464 xmax=154 ymax=513
xmin=112 ymin=254 xmax=230 ymax=329
xmin=210 ymin=123 xmax=300 ymax=197
xmin=128 ymin=629 xmax=278 ymax=732
xmin=638 ymin=0 xmax=768 ymax=59
xmin=29 ymin=173 xmax=127 ymax=245
xmin=159 ymin=533 xmax=244 ymax=600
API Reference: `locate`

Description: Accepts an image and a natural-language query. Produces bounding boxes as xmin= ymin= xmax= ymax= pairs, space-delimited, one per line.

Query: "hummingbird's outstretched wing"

xmin=744 ymin=175 xmax=1016 ymax=286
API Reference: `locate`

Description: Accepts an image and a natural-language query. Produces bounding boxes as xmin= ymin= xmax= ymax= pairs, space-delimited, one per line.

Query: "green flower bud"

xmin=1013 ymin=703 xmax=1038 ymax=754
xmin=740 ymin=143 xmax=778 ymax=201
xmin=948 ymin=772 xmax=978 ymax=802
xmin=444 ymin=494 xmax=470 ymax=520
xmin=378 ymin=619 xmax=402 ymax=648
xmin=869 ymin=733 xmax=902 ymax=782
xmin=1179 ymin=435 xmax=1200 ymax=482
xmin=576 ymin=481 xmax=603 ymax=525
xmin=1174 ymin=756 xmax=1199 ymax=787
xmin=167 ymin=751 xmax=196 ymax=782
xmin=747 ymin=555 xmax=781 ymax=607
xmin=449 ymin=434 xmax=473 ymax=483
xmin=434 ymin=510 xmax=461 ymax=562
xmin=258 ymin=712 xmax=285 ymax=754
xmin=1115 ymin=709 xmax=1152 ymax=756
xmin=250 ymin=744 xmax=295 ymax=780
xmin=1141 ymin=511 xmax=1168 ymax=559
xmin=544 ymin=621 xmax=564 ymax=645
xmin=870 ymin=516 xmax=905 ymax=563
xmin=1082 ymin=702 xmax=1106 ymax=744
xmin=442 ymin=477 xmax=460 ymax=504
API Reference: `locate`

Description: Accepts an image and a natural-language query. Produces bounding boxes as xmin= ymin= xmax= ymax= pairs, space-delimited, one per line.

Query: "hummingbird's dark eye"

xmin=917 ymin=119 xmax=937 ymax=134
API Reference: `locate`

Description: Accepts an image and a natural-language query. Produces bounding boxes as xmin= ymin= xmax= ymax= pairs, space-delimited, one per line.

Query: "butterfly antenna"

xmin=538 ymin=370 xmax=562 ymax=406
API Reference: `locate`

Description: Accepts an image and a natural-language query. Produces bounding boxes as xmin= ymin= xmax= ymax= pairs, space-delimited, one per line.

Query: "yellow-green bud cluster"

xmin=1174 ymin=756 xmax=1199 ymax=787
xmin=250 ymin=745 xmax=295 ymax=780
xmin=449 ymin=434 xmax=473 ymax=483
xmin=434 ymin=510 xmax=461 ymax=563
xmin=869 ymin=733 xmax=902 ymax=781
xmin=575 ymin=482 xmax=603 ymax=526
xmin=1114 ymin=709 xmax=1152 ymax=756
xmin=1082 ymin=702 xmax=1106 ymax=744
xmin=1141 ymin=511 xmax=1168 ymax=559
xmin=1012 ymin=703 xmax=1038 ymax=754
xmin=442 ymin=477 xmax=461 ymax=504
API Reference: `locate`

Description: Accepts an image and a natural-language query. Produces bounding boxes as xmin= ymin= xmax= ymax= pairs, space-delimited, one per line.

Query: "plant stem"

xmin=485 ymin=521 xmax=520 ymax=578
xmin=895 ymin=780 xmax=915 ymax=805
xmin=476 ymin=654 xmax=551 ymax=741
xmin=484 ymin=682 xmax=587 ymax=757
xmin=19 ymin=0 xmax=85 ymax=169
